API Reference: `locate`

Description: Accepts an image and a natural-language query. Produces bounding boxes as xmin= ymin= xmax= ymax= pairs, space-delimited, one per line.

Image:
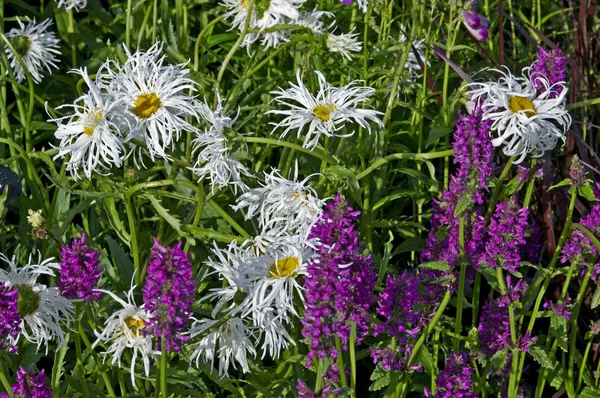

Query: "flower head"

xmin=98 ymin=42 xmax=201 ymax=161
xmin=561 ymin=202 xmax=600 ymax=267
xmin=142 ymin=239 xmax=195 ymax=352
xmin=269 ymin=70 xmax=383 ymax=149
xmin=58 ymin=234 xmax=103 ymax=301
xmin=461 ymin=10 xmax=490 ymax=41
xmin=432 ymin=352 xmax=476 ymax=398
xmin=92 ymin=283 xmax=158 ymax=385
xmin=55 ymin=0 xmax=87 ymax=11
xmin=0 ymin=367 xmax=52 ymax=398
xmin=51 ymin=68 xmax=128 ymax=180
xmin=0 ymin=253 xmax=74 ymax=353
xmin=189 ymin=98 xmax=251 ymax=193
xmin=0 ymin=282 xmax=21 ymax=353
xmin=467 ymin=66 xmax=571 ymax=163
xmin=532 ymin=47 xmax=566 ymax=98
xmin=5 ymin=18 xmax=60 ymax=83
xmin=326 ymin=30 xmax=362 ymax=61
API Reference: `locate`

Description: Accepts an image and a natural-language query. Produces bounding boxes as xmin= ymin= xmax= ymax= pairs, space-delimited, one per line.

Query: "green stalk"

xmin=314 ymin=358 xmax=325 ymax=393
xmin=193 ymin=14 xmax=226 ymax=72
xmin=239 ymin=136 xmax=338 ymax=165
xmin=496 ymin=267 xmax=520 ymax=397
xmin=160 ymin=339 xmax=168 ymax=397
xmin=0 ymin=365 xmax=12 ymax=397
xmin=577 ymin=338 xmax=593 ymax=391
xmin=126 ymin=0 xmax=133 ymax=48
xmin=349 ymin=323 xmax=357 ymax=394
xmin=356 ymin=150 xmax=454 ymax=180
xmin=207 ymin=199 xmax=249 ymax=237
xmin=454 ymin=215 xmax=467 ymax=351
xmin=335 ymin=336 xmax=348 ymax=388
xmin=124 ymin=197 xmax=141 ymax=286
xmin=566 ymin=268 xmax=592 ymax=395
xmin=485 ymin=157 xmax=515 ymax=221
xmin=74 ymin=304 xmax=90 ymax=398
xmin=68 ymin=10 xmax=77 ymax=68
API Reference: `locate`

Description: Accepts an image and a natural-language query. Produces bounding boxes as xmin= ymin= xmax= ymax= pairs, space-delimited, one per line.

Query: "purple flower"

xmin=58 ymin=234 xmax=103 ymax=301
xmin=371 ymin=271 xmax=424 ymax=372
xmin=0 ymin=367 xmax=52 ymax=398
xmin=432 ymin=352 xmax=477 ymax=398
xmin=143 ymin=239 xmax=195 ymax=352
xmin=461 ymin=10 xmax=490 ymax=41
xmin=568 ymin=155 xmax=585 ymax=187
xmin=478 ymin=296 xmax=511 ymax=357
xmin=340 ymin=0 xmax=353 ymax=4
xmin=0 ymin=282 xmax=21 ymax=353
xmin=561 ymin=202 xmax=600 ymax=267
xmin=543 ymin=298 xmax=572 ymax=320
xmin=480 ymin=197 xmax=529 ymax=273
xmin=301 ymin=195 xmax=376 ymax=372
xmin=532 ymin=47 xmax=566 ymax=98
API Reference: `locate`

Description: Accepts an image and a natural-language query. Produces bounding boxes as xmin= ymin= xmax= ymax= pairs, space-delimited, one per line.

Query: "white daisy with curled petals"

xmin=188 ymin=316 xmax=257 ymax=376
xmin=4 ymin=18 xmax=60 ymax=84
xmin=222 ymin=0 xmax=305 ymax=49
xmin=326 ymin=30 xmax=362 ymax=61
xmin=0 ymin=252 xmax=74 ymax=354
xmin=231 ymin=165 xmax=324 ymax=238
xmin=268 ymin=69 xmax=383 ymax=149
xmin=92 ymin=283 xmax=158 ymax=385
xmin=100 ymin=42 xmax=201 ymax=161
xmin=189 ymin=97 xmax=251 ymax=193
xmin=50 ymin=68 xmax=128 ymax=180
xmin=467 ymin=66 xmax=571 ymax=164
xmin=294 ymin=9 xmax=333 ymax=35
xmin=55 ymin=0 xmax=87 ymax=11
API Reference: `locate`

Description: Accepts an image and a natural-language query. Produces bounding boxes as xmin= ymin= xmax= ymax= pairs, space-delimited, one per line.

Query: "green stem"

xmin=160 ymin=339 xmax=168 ymax=397
xmin=74 ymin=304 xmax=90 ymax=398
xmin=485 ymin=157 xmax=516 ymax=221
xmin=356 ymin=150 xmax=454 ymax=181
xmin=0 ymin=365 xmax=12 ymax=397
xmin=566 ymin=268 xmax=592 ymax=395
xmin=566 ymin=97 xmax=600 ymax=110
xmin=577 ymin=338 xmax=593 ymax=391
xmin=454 ymin=215 xmax=466 ymax=351
xmin=126 ymin=0 xmax=133 ymax=48
xmin=239 ymin=136 xmax=338 ymax=165
xmin=208 ymin=199 xmax=249 ymax=238
xmin=349 ymin=323 xmax=357 ymax=394
xmin=335 ymin=336 xmax=348 ymax=388
xmin=124 ymin=197 xmax=140 ymax=286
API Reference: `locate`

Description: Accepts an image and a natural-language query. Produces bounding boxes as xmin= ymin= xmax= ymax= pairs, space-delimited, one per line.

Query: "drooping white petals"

xmin=326 ymin=30 xmax=362 ymax=61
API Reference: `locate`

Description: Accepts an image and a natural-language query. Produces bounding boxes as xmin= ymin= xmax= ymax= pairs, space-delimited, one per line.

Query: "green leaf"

xmin=478 ymin=266 xmax=499 ymax=292
xmin=323 ymin=166 xmax=361 ymax=206
xmin=369 ymin=365 xmax=390 ymax=391
xmin=592 ymin=286 xmax=600 ymax=309
xmin=454 ymin=194 xmax=472 ymax=217
xmin=106 ymin=236 xmax=133 ymax=285
xmin=550 ymin=313 xmax=569 ymax=352
xmin=490 ymin=348 xmax=508 ymax=371
xmin=503 ymin=175 xmax=522 ymax=196
xmin=419 ymin=261 xmax=451 ymax=272
xmin=147 ymin=195 xmax=184 ymax=236
xmin=529 ymin=346 xmax=555 ymax=370
xmin=580 ymin=387 xmax=600 ymax=398
xmin=418 ymin=346 xmax=434 ymax=376
xmin=580 ymin=185 xmax=596 ymax=202
xmin=426 ymin=126 xmax=453 ymax=147
xmin=548 ymin=178 xmax=572 ymax=191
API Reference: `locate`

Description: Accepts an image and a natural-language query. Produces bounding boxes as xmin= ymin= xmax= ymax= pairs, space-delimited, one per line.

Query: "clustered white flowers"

xmin=55 ymin=0 xmax=87 ymax=11
xmin=467 ymin=65 xmax=571 ymax=163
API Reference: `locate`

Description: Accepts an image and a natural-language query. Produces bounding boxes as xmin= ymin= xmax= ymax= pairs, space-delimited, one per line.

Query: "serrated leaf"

xmin=454 ymin=194 xmax=471 ymax=217
xmin=529 ymin=346 xmax=555 ymax=370
xmin=148 ymin=196 xmax=183 ymax=235
xmin=581 ymin=185 xmax=597 ymax=202
xmin=592 ymin=286 xmax=600 ymax=309
xmin=419 ymin=261 xmax=451 ymax=271
xmin=490 ymin=348 xmax=508 ymax=371
xmin=548 ymin=178 xmax=572 ymax=191
xmin=550 ymin=314 xmax=569 ymax=352
xmin=580 ymin=387 xmax=600 ymax=398
xmin=369 ymin=369 xmax=390 ymax=391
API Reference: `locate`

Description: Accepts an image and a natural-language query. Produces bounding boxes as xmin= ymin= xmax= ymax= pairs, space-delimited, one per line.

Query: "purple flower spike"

xmin=0 ymin=282 xmax=21 ymax=353
xmin=143 ymin=238 xmax=195 ymax=352
xmin=461 ymin=10 xmax=490 ymax=41
xmin=301 ymin=195 xmax=376 ymax=358
xmin=58 ymin=234 xmax=103 ymax=301
xmin=433 ymin=352 xmax=477 ymax=398
xmin=0 ymin=366 xmax=52 ymax=398
xmin=532 ymin=47 xmax=567 ymax=98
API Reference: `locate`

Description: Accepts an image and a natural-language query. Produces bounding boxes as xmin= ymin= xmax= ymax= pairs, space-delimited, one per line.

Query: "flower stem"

xmin=160 ymin=339 xmax=168 ymax=397
xmin=74 ymin=304 xmax=90 ymax=398
xmin=349 ymin=323 xmax=357 ymax=394
xmin=335 ymin=336 xmax=348 ymax=388
xmin=485 ymin=156 xmax=515 ymax=221
xmin=454 ymin=215 xmax=467 ymax=351
xmin=0 ymin=364 xmax=12 ymax=397
xmin=356 ymin=150 xmax=455 ymax=181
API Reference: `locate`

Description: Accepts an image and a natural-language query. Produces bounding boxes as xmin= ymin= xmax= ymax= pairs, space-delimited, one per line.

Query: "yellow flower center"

xmin=268 ymin=256 xmax=299 ymax=279
xmin=508 ymin=96 xmax=536 ymax=118
xmin=313 ymin=104 xmax=335 ymax=122
xmin=124 ymin=316 xmax=145 ymax=335
xmin=132 ymin=93 xmax=162 ymax=119
xmin=83 ymin=108 xmax=103 ymax=136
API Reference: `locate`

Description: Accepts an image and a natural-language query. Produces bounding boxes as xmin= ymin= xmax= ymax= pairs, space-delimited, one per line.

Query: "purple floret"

xmin=0 ymin=282 xmax=21 ymax=353
xmin=58 ymin=234 xmax=103 ymax=301
xmin=0 ymin=367 xmax=52 ymax=398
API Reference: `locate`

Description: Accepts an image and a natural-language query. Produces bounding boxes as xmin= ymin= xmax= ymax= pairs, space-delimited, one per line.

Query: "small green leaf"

xmin=592 ymin=286 xmax=600 ymax=309
xmin=369 ymin=365 xmax=390 ymax=391
xmin=503 ymin=175 xmax=522 ymax=196
xmin=529 ymin=346 xmax=555 ymax=370
xmin=580 ymin=185 xmax=596 ymax=202
xmin=426 ymin=126 xmax=453 ymax=147
xmin=580 ymin=387 xmax=600 ymax=398
xmin=550 ymin=314 xmax=569 ymax=352
xmin=548 ymin=178 xmax=572 ymax=191
xmin=419 ymin=261 xmax=451 ymax=272
xmin=490 ymin=348 xmax=508 ymax=371
xmin=454 ymin=194 xmax=472 ymax=217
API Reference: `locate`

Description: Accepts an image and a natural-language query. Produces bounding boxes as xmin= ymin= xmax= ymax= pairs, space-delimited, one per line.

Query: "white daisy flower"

xmin=256 ymin=308 xmax=294 ymax=359
xmin=0 ymin=252 xmax=74 ymax=353
xmin=467 ymin=66 xmax=571 ymax=164
xmin=4 ymin=18 xmax=60 ymax=84
xmin=326 ymin=30 xmax=362 ymax=61
xmin=92 ymin=284 xmax=158 ymax=385
xmin=294 ymin=9 xmax=333 ymax=35
xmin=268 ymin=69 xmax=383 ymax=149
xmin=221 ymin=0 xmax=305 ymax=49
xmin=55 ymin=0 xmax=87 ymax=11
xmin=231 ymin=165 xmax=324 ymax=238
xmin=100 ymin=42 xmax=201 ymax=161
xmin=50 ymin=68 xmax=128 ymax=180
xmin=245 ymin=239 xmax=312 ymax=325
xmin=189 ymin=98 xmax=251 ymax=193
xmin=188 ymin=317 xmax=257 ymax=376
